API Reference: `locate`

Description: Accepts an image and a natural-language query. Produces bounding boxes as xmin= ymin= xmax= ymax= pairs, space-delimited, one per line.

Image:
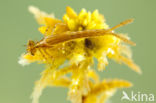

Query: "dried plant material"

xmin=19 ymin=6 xmax=141 ymax=103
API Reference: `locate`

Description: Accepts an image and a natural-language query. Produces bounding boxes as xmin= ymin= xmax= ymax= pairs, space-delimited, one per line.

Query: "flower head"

xmin=19 ymin=6 xmax=141 ymax=103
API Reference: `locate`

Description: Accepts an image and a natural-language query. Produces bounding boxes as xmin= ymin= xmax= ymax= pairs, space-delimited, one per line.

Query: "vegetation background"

xmin=0 ymin=0 xmax=155 ymax=103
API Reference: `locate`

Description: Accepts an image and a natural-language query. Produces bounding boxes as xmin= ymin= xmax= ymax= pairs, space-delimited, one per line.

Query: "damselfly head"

xmin=27 ymin=40 xmax=36 ymax=55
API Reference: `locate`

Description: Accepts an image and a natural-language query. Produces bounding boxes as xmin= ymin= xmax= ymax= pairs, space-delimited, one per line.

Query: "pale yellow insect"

xmin=27 ymin=19 xmax=135 ymax=55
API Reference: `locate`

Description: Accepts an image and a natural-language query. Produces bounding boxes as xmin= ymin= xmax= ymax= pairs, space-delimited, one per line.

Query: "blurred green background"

xmin=0 ymin=0 xmax=156 ymax=103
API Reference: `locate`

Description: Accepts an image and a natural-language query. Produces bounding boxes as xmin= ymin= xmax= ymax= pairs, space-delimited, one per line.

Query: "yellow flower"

xmin=63 ymin=6 xmax=108 ymax=31
xmin=19 ymin=6 xmax=141 ymax=103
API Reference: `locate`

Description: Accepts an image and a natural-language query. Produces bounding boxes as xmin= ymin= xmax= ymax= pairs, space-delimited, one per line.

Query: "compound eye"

xmin=28 ymin=40 xmax=35 ymax=46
